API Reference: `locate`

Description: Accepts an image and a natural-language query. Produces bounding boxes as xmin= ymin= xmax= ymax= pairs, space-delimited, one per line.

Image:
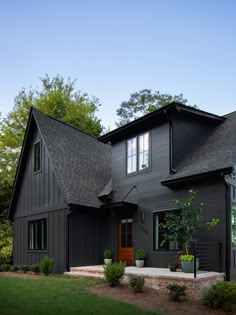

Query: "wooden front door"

xmin=118 ymin=218 xmax=134 ymax=265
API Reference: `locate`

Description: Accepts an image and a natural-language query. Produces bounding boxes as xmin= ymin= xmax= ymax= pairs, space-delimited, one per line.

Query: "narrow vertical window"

xmin=127 ymin=137 xmax=137 ymax=174
xmin=139 ymin=132 xmax=149 ymax=170
xmin=33 ymin=141 xmax=41 ymax=173
xmin=127 ymin=132 xmax=150 ymax=174
xmin=28 ymin=219 xmax=47 ymax=250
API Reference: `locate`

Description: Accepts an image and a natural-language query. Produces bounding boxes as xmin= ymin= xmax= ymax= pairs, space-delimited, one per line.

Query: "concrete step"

xmin=65 ymin=271 xmax=104 ymax=278
xmin=65 ymin=266 xmax=105 ymax=278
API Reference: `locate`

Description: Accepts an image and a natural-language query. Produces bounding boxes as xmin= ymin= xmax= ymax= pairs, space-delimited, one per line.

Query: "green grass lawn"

xmin=0 ymin=275 xmax=160 ymax=315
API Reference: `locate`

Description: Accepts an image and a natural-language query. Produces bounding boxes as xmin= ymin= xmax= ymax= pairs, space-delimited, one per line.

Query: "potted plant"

xmin=158 ymin=190 xmax=219 ymax=273
xmin=180 ymin=254 xmax=199 ymax=273
xmin=135 ymin=249 xmax=145 ymax=268
xmin=104 ymin=249 xmax=112 ymax=265
xmin=168 ymin=262 xmax=178 ymax=272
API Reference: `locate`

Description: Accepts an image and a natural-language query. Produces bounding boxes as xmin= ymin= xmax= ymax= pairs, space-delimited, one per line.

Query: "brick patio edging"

xmin=123 ymin=273 xmax=225 ymax=299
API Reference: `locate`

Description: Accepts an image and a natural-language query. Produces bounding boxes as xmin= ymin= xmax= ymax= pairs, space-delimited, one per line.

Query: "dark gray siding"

xmin=110 ymin=121 xmax=227 ymax=270
xmin=14 ymin=125 xmax=66 ymax=219
xmin=171 ymin=112 xmax=218 ymax=169
xmin=69 ymin=207 xmax=106 ymax=266
xmin=12 ymin=122 xmax=67 ymax=272
xmin=13 ymin=209 xmax=68 ymax=272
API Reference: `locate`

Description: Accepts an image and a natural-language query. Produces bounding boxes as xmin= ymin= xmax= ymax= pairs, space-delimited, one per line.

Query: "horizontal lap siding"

xmin=110 ymin=122 xmax=227 ymax=270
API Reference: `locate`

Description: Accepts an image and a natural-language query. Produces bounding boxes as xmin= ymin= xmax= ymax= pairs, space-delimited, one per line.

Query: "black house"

xmin=8 ymin=103 xmax=236 ymax=280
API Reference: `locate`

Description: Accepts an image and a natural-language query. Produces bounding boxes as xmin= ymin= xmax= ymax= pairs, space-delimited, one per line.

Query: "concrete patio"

xmin=65 ymin=265 xmax=225 ymax=299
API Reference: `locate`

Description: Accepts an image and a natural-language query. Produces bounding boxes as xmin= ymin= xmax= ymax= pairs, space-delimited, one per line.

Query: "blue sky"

xmin=0 ymin=0 xmax=235 ymax=129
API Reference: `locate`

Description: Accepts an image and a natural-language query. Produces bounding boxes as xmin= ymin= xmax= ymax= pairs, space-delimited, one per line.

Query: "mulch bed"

xmin=89 ymin=283 xmax=236 ymax=315
xmin=1 ymin=272 xmax=235 ymax=314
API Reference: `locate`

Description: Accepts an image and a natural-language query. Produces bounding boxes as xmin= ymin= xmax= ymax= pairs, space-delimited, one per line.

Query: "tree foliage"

xmin=158 ymin=190 xmax=219 ymax=253
xmin=0 ymin=75 xmax=103 ymax=263
xmin=0 ymin=75 xmax=103 ymax=186
xmin=0 ymin=180 xmax=13 ymax=264
xmin=116 ymin=89 xmax=193 ymax=126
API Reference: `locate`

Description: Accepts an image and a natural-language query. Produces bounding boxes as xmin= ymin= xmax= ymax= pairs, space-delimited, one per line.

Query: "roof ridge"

xmin=32 ymin=107 xmax=99 ymax=140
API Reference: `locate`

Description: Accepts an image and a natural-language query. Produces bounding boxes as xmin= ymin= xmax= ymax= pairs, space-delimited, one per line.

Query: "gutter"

xmin=162 ymin=167 xmax=232 ymax=187
xmin=164 ymin=109 xmax=177 ymax=174
xmin=224 ymin=174 xmax=232 ymax=281
xmin=66 ymin=209 xmax=73 ymax=272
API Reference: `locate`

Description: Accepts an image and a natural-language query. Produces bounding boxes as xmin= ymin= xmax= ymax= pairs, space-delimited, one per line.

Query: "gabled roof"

xmin=8 ymin=108 xmax=111 ymax=218
xmin=99 ymin=102 xmax=224 ymax=143
xmin=32 ymin=109 xmax=111 ymax=207
xmin=162 ymin=111 xmax=236 ymax=185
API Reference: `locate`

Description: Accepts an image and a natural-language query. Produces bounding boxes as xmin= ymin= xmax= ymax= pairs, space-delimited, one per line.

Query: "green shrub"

xmin=202 ymin=281 xmax=236 ymax=311
xmin=135 ymin=249 xmax=145 ymax=260
xmin=21 ymin=265 xmax=30 ymax=273
xmin=129 ymin=275 xmax=145 ymax=293
xmin=39 ymin=256 xmax=55 ymax=276
xmin=104 ymin=262 xmax=125 ymax=287
xmin=104 ymin=249 xmax=112 ymax=259
xmin=167 ymin=283 xmax=187 ymax=301
xmin=0 ymin=265 xmax=3 ymax=272
xmin=179 ymin=254 xmax=194 ymax=262
xmin=10 ymin=265 xmax=19 ymax=272
xmin=1 ymin=263 xmax=11 ymax=271
xmin=30 ymin=264 xmax=40 ymax=274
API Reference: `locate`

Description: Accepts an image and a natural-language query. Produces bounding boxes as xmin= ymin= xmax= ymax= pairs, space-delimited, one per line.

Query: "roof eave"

xmin=99 ymin=102 xmax=224 ymax=143
xmin=161 ymin=167 xmax=233 ymax=187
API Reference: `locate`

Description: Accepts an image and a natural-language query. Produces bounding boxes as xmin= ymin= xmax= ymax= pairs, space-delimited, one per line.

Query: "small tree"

xmin=159 ymin=190 xmax=219 ymax=254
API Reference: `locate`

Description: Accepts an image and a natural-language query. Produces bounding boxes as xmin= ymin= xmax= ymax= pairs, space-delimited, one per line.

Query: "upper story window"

xmin=33 ymin=141 xmax=41 ymax=173
xmin=127 ymin=132 xmax=150 ymax=174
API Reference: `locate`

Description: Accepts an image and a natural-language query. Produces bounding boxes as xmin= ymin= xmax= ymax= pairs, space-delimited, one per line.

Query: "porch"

xmin=65 ymin=265 xmax=225 ymax=299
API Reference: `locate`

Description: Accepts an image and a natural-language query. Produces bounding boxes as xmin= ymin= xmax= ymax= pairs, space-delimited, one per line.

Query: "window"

xmin=153 ymin=211 xmax=181 ymax=250
xmin=120 ymin=219 xmax=133 ymax=248
xmin=33 ymin=141 xmax=41 ymax=173
xmin=127 ymin=137 xmax=137 ymax=174
xmin=232 ymin=203 xmax=236 ymax=247
xmin=28 ymin=219 xmax=47 ymax=250
xmin=127 ymin=132 xmax=150 ymax=174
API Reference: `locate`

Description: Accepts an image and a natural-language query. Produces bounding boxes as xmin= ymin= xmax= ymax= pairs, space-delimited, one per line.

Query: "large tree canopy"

xmin=116 ymin=89 xmax=193 ymax=126
xmin=0 ymin=75 xmax=103 ymax=186
xmin=0 ymin=75 xmax=103 ymax=264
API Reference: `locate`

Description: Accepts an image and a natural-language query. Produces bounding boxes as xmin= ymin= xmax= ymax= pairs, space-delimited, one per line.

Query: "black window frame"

xmin=33 ymin=141 xmax=41 ymax=173
xmin=232 ymin=203 xmax=236 ymax=248
xmin=28 ymin=218 xmax=47 ymax=251
xmin=126 ymin=131 xmax=151 ymax=175
xmin=153 ymin=210 xmax=182 ymax=251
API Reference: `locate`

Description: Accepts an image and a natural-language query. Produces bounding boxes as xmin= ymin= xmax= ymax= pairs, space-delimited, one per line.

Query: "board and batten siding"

xmin=69 ymin=207 xmax=106 ymax=267
xmin=14 ymin=125 xmax=66 ymax=218
xmin=12 ymin=123 xmax=68 ymax=272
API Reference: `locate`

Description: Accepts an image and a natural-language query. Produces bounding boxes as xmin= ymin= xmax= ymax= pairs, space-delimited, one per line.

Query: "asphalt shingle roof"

xmin=163 ymin=111 xmax=236 ymax=184
xmin=33 ymin=109 xmax=111 ymax=208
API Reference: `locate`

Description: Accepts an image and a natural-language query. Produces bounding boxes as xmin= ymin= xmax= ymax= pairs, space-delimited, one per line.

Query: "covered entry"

xmin=101 ymin=201 xmax=137 ymax=265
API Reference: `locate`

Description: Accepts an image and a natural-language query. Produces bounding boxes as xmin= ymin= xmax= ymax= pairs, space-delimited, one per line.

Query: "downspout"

xmin=224 ymin=175 xmax=231 ymax=281
xmin=66 ymin=208 xmax=73 ymax=272
xmin=164 ymin=110 xmax=177 ymax=174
